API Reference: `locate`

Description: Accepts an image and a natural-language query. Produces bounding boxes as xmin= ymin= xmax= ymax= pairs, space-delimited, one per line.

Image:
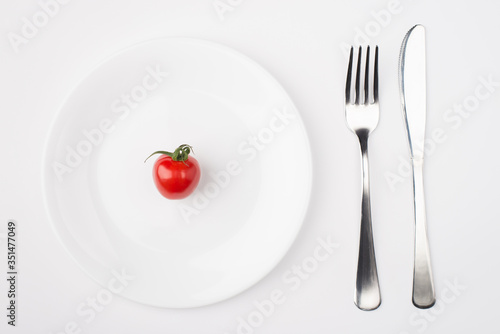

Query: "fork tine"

xmin=364 ymin=46 xmax=370 ymax=105
xmin=345 ymin=46 xmax=353 ymax=104
xmin=373 ymin=46 xmax=379 ymax=103
xmin=355 ymin=46 xmax=362 ymax=104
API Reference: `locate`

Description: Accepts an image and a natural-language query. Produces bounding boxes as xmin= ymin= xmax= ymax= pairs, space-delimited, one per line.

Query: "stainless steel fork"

xmin=344 ymin=46 xmax=381 ymax=311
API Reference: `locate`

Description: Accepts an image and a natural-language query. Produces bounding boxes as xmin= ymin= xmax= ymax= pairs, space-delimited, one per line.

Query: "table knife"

xmin=398 ymin=24 xmax=436 ymax=309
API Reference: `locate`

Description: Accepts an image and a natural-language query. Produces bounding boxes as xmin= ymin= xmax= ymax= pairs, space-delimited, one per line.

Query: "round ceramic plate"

xmin=43 ymin=38 xmax=312 ymax=308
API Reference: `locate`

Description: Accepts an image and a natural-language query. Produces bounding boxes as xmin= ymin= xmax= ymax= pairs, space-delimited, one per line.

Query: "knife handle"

xmin=411 ymin=158 xmax=436 ymax=308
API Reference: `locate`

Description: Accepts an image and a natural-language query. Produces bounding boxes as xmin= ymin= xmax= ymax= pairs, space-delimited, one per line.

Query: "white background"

xmin=1 ymin=0 xmax=499 ymax=333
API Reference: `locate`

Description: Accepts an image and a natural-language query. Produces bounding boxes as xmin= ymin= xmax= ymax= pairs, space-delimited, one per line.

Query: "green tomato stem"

xmin=144 ymin=144 xmax=193 ymax=163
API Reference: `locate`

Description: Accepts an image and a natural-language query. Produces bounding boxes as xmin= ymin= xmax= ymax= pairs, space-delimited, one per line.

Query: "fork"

xmin=345 ymin=46 xmax=381 ymax=311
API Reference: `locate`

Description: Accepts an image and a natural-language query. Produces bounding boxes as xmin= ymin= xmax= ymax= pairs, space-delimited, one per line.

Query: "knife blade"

xmin=399 ymin=24 xmax=427 ymax=159
xmin=399 ymin=24 xmax=436 ymax=309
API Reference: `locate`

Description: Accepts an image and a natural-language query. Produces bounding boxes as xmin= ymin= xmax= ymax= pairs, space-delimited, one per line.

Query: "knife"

xmin=399 ymin=24 xmax=436 ymax=309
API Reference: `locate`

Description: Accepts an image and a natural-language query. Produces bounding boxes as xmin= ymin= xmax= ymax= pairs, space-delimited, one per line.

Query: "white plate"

xmin=43 ymin=38 xmax=312 ymax=308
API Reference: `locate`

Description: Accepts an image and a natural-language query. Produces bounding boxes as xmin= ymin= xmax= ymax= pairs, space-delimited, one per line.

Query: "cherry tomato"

xmin=146 ymin=145 xmax=201 ymax=200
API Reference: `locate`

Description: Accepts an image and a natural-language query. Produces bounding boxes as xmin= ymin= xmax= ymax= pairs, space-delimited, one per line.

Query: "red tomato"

xmin=146 ymin=145 xmax=201 ymax=200
xmin=152 ymin=155 xmax=200 ymax=199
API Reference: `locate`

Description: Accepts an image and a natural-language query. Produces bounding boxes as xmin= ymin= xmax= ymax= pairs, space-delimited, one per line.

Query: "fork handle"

xmin=355 ymin=132 xmax=381 ymax=311
xmin=411 ymin=158 xmax=436 ymax=308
